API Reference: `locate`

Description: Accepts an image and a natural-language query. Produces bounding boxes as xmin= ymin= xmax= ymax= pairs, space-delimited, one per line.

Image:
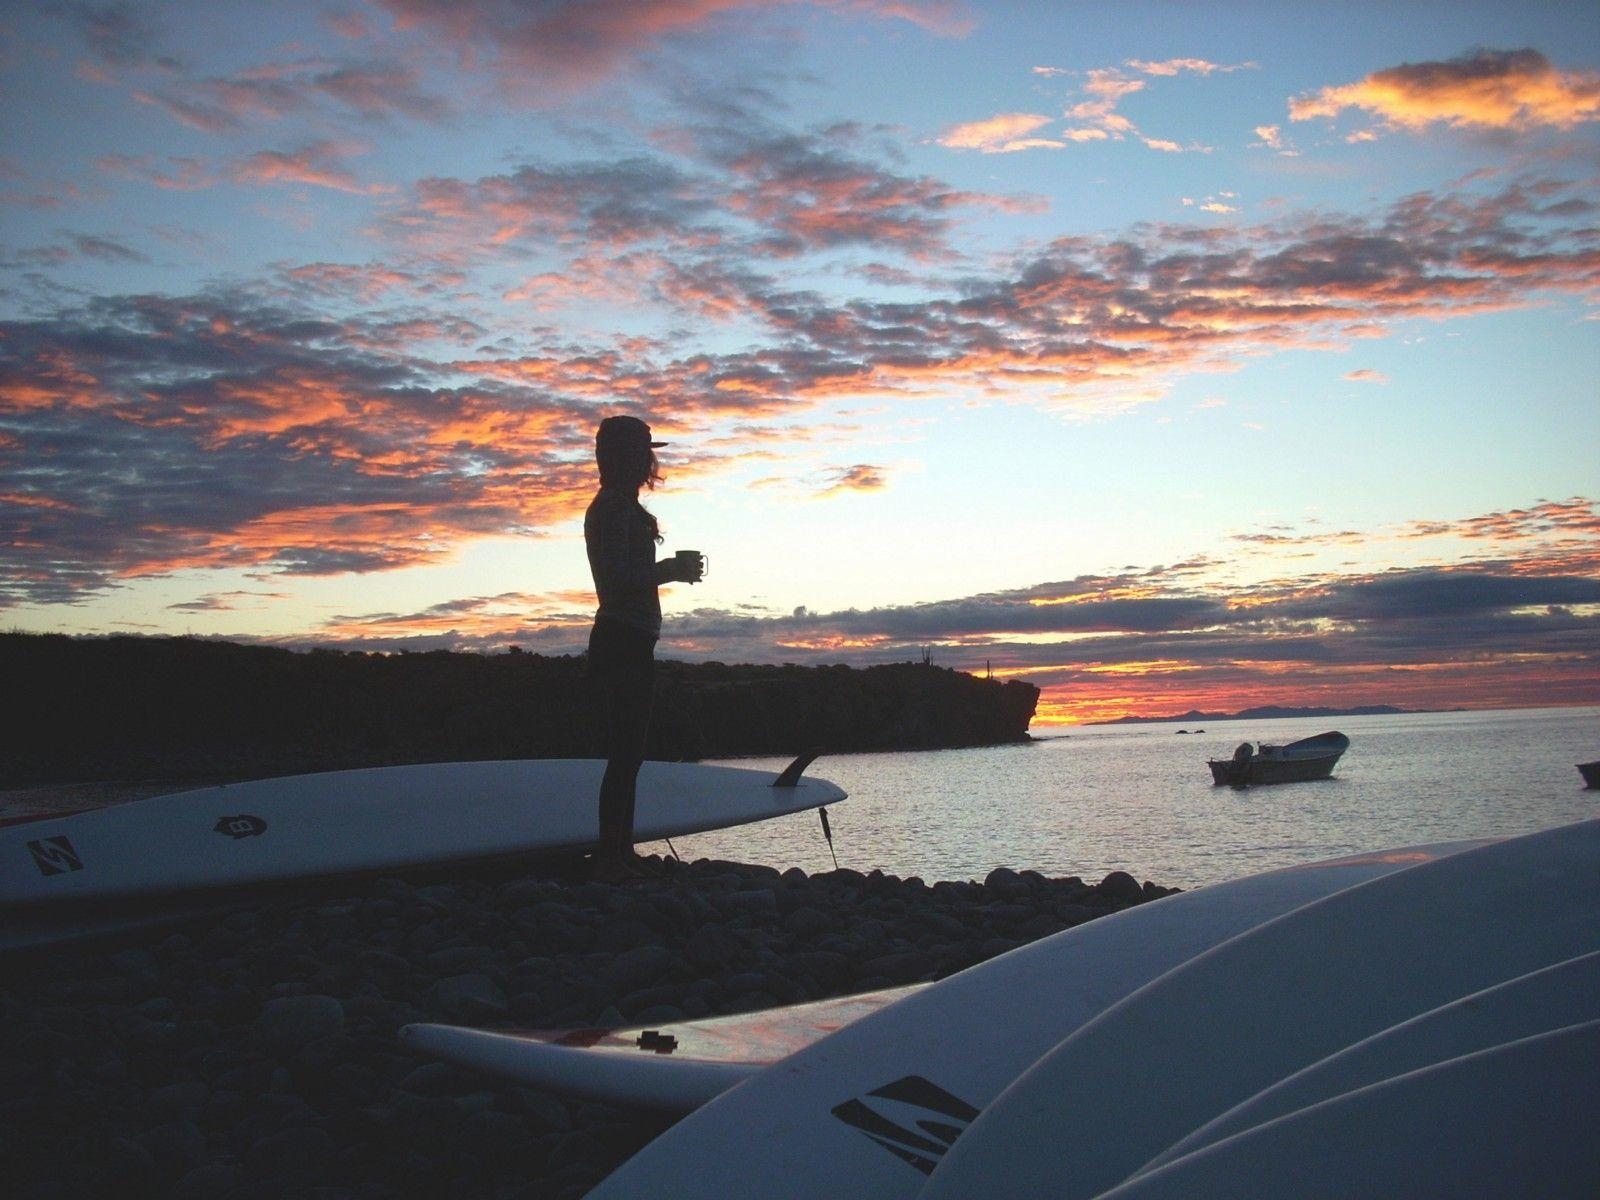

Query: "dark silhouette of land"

xmin=1088 ymin=704 xmax=1433 ymax=726
xmin=2 ymin=633 xmax=1039 ymax=786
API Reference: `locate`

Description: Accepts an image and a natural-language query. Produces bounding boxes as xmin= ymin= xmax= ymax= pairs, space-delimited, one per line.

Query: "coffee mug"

xmin=675 ymin=549 xmax=707 ymax=582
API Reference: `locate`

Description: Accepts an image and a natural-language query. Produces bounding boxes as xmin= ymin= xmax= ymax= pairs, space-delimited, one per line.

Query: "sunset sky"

xmin=3 ymin=1 xmax=1597 ymax=724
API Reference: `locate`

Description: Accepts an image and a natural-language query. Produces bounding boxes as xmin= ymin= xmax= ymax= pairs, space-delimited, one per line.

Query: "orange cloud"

xmin=815 ymin=463 xmax=889 ymax=496
xmin=1291 ymin=48 xmax=1600 ymax=133
xmin=938 ymin=113 xmax=1061 ymax=153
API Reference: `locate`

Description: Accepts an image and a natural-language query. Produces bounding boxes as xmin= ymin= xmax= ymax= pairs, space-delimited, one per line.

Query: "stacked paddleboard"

xmin=403 ymin=838 xmax=1489 ymax=1123
xmin=405 ymin=821 xmax=1595 ymax=1199
xmin=916 ymin=818 xmax=1600 ymax=1200
xmin=1 ymin=757 xmax=845 ymax=949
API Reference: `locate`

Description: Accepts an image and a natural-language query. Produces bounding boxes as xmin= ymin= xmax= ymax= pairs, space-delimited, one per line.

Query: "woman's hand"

xmin=658 ymin=550 xmax=705 ymax=583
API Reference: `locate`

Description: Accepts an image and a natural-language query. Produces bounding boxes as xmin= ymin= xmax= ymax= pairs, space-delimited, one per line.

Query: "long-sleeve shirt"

xmin=584 ymin=487 xmax=663 ymax=636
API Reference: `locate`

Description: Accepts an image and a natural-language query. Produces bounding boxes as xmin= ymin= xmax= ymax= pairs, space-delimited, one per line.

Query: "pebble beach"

xmin=2 ymin=852 xmax=1176 ymax=1199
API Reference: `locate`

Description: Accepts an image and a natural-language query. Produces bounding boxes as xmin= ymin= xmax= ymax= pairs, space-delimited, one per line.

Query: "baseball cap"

xmin=596 ymin=415 xmax=667 ymax=448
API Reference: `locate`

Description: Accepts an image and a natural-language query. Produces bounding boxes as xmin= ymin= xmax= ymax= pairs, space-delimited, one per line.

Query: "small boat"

xmin=1210 ymin=731 xmax=1350 ymax=786
xmin=1579 ymin=761 xmax=1600 ymax=789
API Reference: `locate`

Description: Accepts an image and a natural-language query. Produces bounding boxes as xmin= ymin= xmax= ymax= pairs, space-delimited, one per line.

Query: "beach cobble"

xmin=0 ymin=856 xmax=1177 ymax=1199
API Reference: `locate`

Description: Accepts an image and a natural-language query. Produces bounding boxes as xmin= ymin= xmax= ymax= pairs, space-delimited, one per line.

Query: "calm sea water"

xmin=649 ymin=706 xmax=1600 ymax=888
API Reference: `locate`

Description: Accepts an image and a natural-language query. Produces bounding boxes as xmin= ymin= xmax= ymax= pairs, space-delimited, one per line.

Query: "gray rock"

xmin=983 ymin=866 xmax=1027 ymax=895
xmin=103 ymin=1136 xmax=155 ymax=1183
xmin=783 ymin=906 xmax=832 ymax=938
xmin=514 ymin=1088 xmax=573 ymax=1131
xmin=257 ymin=994 xmax=345 ymax=1054
xmin=425 ymin=945 xmax=495 ymax=972
xmin=173 ymin=1162 xmax=245 ymax=1200
xmin=399 ymin=1061 xmax=471 ymax=1095
xmin=730 ymin=887 xmax=779 ymax=913
xmin=601 ymin=944 xmax=674 ymax=992
xmin=136 ymin=1119 xmax=206 ymax=1175
xmin=245 ymin=1125 xmax=336 ymax=1181
xmin=1098 ymin=870 xmax=1144 ymax=902
xmin=109 ymin=946 xmax=159 ymax=982
xmin=149 ymin=1080 xmax=210 ymax=1118
xmin=684 ymin=924 xmax=740 ymax=969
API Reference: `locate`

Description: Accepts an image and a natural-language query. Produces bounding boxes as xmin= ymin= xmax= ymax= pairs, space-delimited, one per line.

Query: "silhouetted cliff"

xmin=2 ymin=633 xmax=1038 ymax=785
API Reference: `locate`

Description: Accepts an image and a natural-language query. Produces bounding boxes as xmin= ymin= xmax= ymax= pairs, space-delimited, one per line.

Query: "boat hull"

xmin=1209 ymin=754 xmax=1343 ymax=786
xmin=1209 ymin=731 xmax=1349 ymax=787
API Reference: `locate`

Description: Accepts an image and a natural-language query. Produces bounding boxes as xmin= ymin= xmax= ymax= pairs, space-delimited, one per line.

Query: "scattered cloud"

xmin=1291 ymin=48 xmax=1600 ymax=135
xmin=59 ymin=0 xmax=175 ymax=71
xmin=950 ymin=57 xmax=1245 ymax=155
xmin=392 ymin=119 xmax=1030 ymax=272
xmin=1126 ymin=58 xmax=1253 ymax=78
xmin=1252 ymin=124 xmax=1297 ymax=155
xmin=234 ymin=141 xmax=390 ymax=195
xmin=815 ymin=463 xmax=889 ymax=496
xmin=97 ymin=153 xmax=216 ymax=192
xmin=937 ymin=112 xmax=1062 ymax=154
xmin=134 ymin=57 xmax=450 ymax=133
xmin=1343 ymin=368 xmax=1388 ymax=383
xmin=373 ymin=0 xmax=971 ymax=101
xmin=5 ymin=174 xmax=1597 ymax=607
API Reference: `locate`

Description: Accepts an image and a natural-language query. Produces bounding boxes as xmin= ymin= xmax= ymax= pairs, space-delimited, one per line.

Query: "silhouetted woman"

xmin=585 ymin=415 xmax=703 ymax=882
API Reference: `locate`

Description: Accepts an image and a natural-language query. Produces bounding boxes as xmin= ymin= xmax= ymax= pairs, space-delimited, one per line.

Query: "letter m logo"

xmin=27 ymin=835 xmax=84 ymax=876
xmin=831 ymin=1075 xmax=980 ymax=1175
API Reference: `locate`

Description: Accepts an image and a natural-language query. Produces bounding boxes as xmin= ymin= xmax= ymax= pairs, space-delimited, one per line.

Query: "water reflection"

xmin=650 ymin=707 xmax=1600 ymax=888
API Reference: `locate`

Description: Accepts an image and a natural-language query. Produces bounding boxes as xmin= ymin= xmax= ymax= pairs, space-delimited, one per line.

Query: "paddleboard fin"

xmin=772 ymin=749 xmax=822 ymax=788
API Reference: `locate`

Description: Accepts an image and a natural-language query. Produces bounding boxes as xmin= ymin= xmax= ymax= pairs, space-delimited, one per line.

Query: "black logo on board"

xmin=831 ymin=1074 xmax=980 ymax=1175
xmin=214 ymin=814 xmax=267 ymax=839
xmin=28 ymin=835 xmax=84 ymax=876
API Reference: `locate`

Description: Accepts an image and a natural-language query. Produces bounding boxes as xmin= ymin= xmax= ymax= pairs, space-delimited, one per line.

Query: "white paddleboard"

xmin=919 ymin=818 xmax=1600 ymax=1200
xmin=0 ymin=758 xmax=844 ymax=906
xmin=585 ymin=836 xmax=1491 ymax=1200
xmin=1136 ymin=949 xmax=1600 ymax=1176
xmin=1092 ymin=1020 xmax=1600 ymax=1200
xmin=400 ymin=985 xmax=919 ymax=1112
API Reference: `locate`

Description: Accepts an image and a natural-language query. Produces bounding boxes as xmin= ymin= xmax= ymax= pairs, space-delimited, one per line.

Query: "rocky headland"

xmin=2 ymin=633 xmax=1039 ymax=786
xmin=1 ymin=855 xmax=1175 ymax=1199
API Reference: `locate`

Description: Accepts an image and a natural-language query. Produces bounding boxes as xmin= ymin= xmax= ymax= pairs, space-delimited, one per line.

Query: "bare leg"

xmin=593 ymin=647 xmax=654 ymax=880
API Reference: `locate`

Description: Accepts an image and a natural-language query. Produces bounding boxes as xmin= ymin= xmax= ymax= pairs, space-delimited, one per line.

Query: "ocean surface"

xmin=653 ymin=706 xmax=1600 ymax=889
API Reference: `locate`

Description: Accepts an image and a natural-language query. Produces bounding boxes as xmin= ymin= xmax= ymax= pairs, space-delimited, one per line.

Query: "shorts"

xmin=587 ymin=617 xmax=658 ymax=682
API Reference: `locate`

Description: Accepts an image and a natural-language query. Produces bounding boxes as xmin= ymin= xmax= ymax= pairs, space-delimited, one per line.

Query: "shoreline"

xmin=1 ymin=853 xmax=1177 ymax=1198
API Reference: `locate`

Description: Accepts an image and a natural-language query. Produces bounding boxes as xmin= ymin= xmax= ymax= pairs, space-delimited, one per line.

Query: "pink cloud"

xmin=97 ymin=154 xmax=216 ymax=191
xmin=234 ymin=143 xmax=388 ymax=195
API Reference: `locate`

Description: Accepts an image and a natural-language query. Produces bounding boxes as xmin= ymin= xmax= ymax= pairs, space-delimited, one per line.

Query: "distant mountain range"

xmin=1087 ymin=704 xmax=1442 ymax=726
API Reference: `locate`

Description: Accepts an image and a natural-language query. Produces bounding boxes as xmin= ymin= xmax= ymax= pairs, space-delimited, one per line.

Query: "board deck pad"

xmin=582 ymin=837 xmax=1492 ymax=1200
